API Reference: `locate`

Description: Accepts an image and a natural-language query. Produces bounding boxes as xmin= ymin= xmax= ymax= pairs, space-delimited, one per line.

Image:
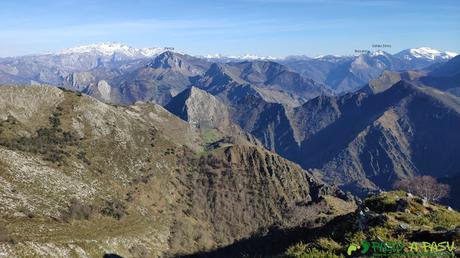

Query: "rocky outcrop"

xmin=165 ymin=86 xmax=232 ymax=129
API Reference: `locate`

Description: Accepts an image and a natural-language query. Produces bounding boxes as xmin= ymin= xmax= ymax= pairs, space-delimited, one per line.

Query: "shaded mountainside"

xmin=0 ymin=86 xmax=354 ymax=257
xmin=164 ymin=86 xmax=260 ymax=149
xmin=294 ymin=81 xmax=460 ymax=197
xmin=361 ymin=70 xmax=426 ymax=94
xmin=168 ymin=75 xmax=460 ymax=205
xmin=420 ymin=55 xmax=460 ymax=96
xmin=172 ymin=72 xmax=300 ymax=158
xmin=360 ymin=55 xmax=460 ymax=97
xmin=189 ymin=191 xmax=460 ymax=257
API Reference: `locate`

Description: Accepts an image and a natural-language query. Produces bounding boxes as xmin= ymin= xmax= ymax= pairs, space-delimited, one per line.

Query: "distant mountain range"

xmin=280 ymin=47 xmax=457 ymax=93
xmin=0 ymin=43 xmax=456 ymax=95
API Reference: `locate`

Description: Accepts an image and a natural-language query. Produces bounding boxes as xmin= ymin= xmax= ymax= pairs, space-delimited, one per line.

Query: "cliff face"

xmin=0 ymin=86 xmax=354 ymax=257
xmin=165 ymin=86 xmax=232 ymax=130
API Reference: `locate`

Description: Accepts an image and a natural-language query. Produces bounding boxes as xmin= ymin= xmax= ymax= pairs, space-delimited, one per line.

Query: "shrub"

xmin=426 ymin=209 xmax=460 ymax=229
xmin=61 ymin=198 xmax=93 ymax=222
xmin=129 ymin=244 xmax=149 ymax=258
xmin=101 ymin=199 xmax=128 ymax=220
xmin=0 ymin=223 xmax=14 ymax=243
xmin=0 ymin=111 xmax=78 ymax=164
xmin=345 ymin=231 xmax=366 ymax=245
xmin=364 ymin=194 xmax=399 ymax=213
xmin=284 ymin=243 xmax=343 ymax=258
xmin=315 ymin=238 xmax=342 ymax=252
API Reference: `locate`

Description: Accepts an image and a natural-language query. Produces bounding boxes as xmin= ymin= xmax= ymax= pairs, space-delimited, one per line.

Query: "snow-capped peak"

xmin=232 ymin=54 xmax=278 ymax=61
xmin=58 ymin=42 xmax=167 ymax=58
xmin=369 ymin=50 xmax=388 ymax=57
xmin=314 ymin=54 xmax=344 ymax=59
xmin=203 ymin=53 xmax=279 ymax=62
xmin=397 ymin=47 xmax=458 ymax=61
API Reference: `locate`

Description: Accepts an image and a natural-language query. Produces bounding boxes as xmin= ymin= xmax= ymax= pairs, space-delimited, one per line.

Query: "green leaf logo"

xmin=361 ymin=240 xmax=370 ymax=254
xmin=347 ymin=243 xmax=360 ymax=256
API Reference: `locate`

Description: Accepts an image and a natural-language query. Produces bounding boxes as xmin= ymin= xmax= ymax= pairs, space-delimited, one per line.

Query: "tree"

xmin=393 ymin=176 xmax=450 ymax=202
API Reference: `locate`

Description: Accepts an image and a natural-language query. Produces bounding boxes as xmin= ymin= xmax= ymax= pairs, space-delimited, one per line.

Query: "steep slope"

xmin=0 ymin=86 xmax=354 ymax=257
xmin=164 ymin=86 xmax=259 ymax=148
xmin=360 ymin=70 xmax=426 ymax=94
xmin=295 ymin=81 xmax=460 ymax=196
xmin=165 ymin=86 xmax=232 ymax=129
xmin=189 ymin=64 xmax=300 ymax=157
xmin=361 ymin=55 xmax=460 ymax=97
xmin=429 ymin=54 xmax=460 ymax=77
xmin=218 ymin=61 xmax=331 ymax=105
xmin=110 ymin=51 xmax=211 ymax=105
xmin=420 ymin=55 xmax=460 ymax=96
xmin=179 ymin=61 xmax=460 ymax=205
xmin=189 ymin=190 xmax=460 ymax=257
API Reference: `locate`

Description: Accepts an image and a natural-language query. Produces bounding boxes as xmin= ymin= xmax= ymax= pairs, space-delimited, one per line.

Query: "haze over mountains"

xmin=0 ymin=43 xmax=456 ymax=95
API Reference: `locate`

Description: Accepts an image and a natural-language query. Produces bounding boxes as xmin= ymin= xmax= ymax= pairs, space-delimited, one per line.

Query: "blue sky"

xmin=0 ymin=0 xmax=459 ymax=57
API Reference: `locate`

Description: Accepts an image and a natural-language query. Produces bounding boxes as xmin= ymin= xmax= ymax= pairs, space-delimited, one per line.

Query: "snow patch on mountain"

xmin=58 ymin=42 xmax=167 ymax=58
xmin=203 ymin=53 xmax=279 ymax=62
xmin=369 ymin=50 xmax=389 ymax=57
xmin=397 ymin=47 xmax=458 ymax=61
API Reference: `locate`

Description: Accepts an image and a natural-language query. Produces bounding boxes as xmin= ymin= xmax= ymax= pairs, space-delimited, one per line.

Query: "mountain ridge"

xmin=0 ymin=85 xmax=355 ymax=257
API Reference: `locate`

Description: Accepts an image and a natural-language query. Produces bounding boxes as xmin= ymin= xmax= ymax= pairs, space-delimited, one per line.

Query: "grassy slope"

xmin=0 ymin=86 xmax=355 ymax=257
xmin=282 ymin=191 xmax=460 ymax=257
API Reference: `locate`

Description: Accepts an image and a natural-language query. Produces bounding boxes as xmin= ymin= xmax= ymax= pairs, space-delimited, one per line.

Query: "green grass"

xmin=200 ymin=128 xmax=221 ymax=144
xmin=284 ymin=243 xmax=344 ymax=258
xmin=283 ymin=191 xmax=460 ymax=258
xmin=364 ymin=191 xmax=404 ymax=213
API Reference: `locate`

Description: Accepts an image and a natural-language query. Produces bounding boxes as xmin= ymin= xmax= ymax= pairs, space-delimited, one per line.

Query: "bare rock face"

xmin=166 ymin=86 xmax=232 ymax=130
xmin=0 ymin=86 xmax=354 ymax=257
